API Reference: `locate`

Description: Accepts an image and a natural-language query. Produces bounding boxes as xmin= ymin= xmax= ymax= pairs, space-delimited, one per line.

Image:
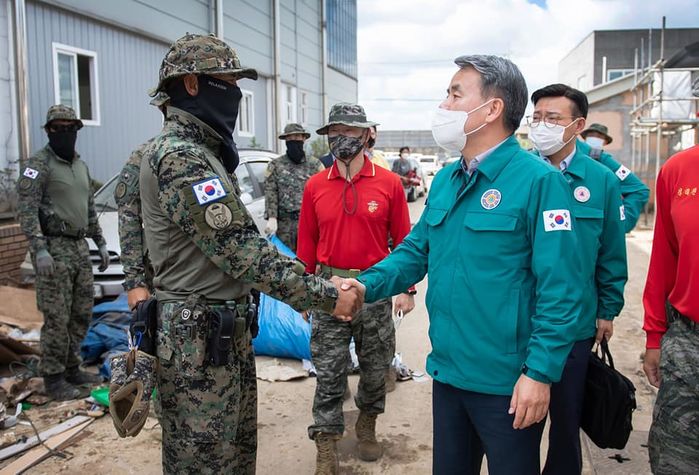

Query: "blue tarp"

xmin=80 ymin=310 xmax=130 ymax=379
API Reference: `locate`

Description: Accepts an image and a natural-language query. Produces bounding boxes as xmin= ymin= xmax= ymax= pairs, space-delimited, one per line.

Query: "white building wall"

xmin=0 ymin=0 xmax=19 ymax=178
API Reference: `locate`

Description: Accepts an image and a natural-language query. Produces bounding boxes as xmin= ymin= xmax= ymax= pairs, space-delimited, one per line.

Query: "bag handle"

xmin=594 ymin=337 xmax=616 ymax=370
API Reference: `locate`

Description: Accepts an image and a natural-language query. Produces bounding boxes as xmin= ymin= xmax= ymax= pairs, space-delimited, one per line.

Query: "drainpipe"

xmin=12 ymin=0 xmax=30 ymax=162
xmin=320 ymin=0 xmax=328 ymax=120
xmin=272 ymin=0 xmax=281 ymax=153
xmin=215 ymin=0 xmax=223 ymax=39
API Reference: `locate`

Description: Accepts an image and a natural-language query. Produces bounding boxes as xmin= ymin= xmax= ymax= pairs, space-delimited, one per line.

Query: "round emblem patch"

xmin=574 ymin=186 xmax=591 ymax=203
xmin=480 ymin=189 xmax=501 ymax=210
xmin=18 ymin=177 xmax=32 ymax=190
xmin=181 ymin=309 xmax=191 ymax=320
xmin=114 ymin=181 xmax=127 ymax=200
xmin=204 ymin=203 xmax=234 ymax=230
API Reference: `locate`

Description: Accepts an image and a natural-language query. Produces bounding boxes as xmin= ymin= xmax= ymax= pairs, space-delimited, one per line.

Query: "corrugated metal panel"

xmin=26 ymin=1 xmax=168 ymax=181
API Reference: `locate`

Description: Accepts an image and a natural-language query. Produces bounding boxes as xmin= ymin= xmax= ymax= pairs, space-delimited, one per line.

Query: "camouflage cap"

xmin=279 ymin=122 xmax=311 ymax=140
xmin=109 ymin=350 xmax=158 ymax=438
xmin=581 ymin=123 xmax=613 ymax=144
xmin=43 ymin=104 xmax=83 ymax=129
xmin=149 ymin=91 xmax=170 ymax=107
xmin=152 ymin=33 xmax=258 ymax=95
xmin=316 ymin=103 xmax=378 ymax=135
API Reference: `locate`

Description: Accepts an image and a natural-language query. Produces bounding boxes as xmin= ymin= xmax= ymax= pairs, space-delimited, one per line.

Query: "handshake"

xmin=329 ymin=277 xmax=366 ymax=322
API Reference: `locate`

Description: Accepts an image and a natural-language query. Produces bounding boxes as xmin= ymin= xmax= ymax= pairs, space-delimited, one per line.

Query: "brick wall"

xmin=0 ymin=224 xmax=29 ymax=284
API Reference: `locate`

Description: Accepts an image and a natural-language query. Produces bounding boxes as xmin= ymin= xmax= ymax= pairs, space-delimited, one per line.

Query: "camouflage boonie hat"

xmin=149 ymin=91 xmax=170 ymax=107
xmin=316 ymin=103 xmax=379 ymax=135
xmin=109 ymin=349 xmax=158 ymax=438
xmin=279 ymin=123 xmax=311 ymax=140
xmin=581 ymin=123 xmax=613 ymax=144
xmin=152 ymin=33 xmax=258 ymax=95
xmin=43 ymin=104 xmax=83 ymax=129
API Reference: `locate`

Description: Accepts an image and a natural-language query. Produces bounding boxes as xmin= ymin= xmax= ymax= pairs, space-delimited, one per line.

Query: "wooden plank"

xmin=0 ymin=420 xmax=93 ymax=474
xmin=0 ymin=416 xmax=90 ymax=460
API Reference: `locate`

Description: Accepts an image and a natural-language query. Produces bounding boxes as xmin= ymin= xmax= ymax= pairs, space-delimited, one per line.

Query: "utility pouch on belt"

xmin=248 ymin=290 xmax=260 ymax=339
xmin=207 ymin=308 xmax=240 ymax=366
xmin=131 ymin=298 xmax=158 ymax=355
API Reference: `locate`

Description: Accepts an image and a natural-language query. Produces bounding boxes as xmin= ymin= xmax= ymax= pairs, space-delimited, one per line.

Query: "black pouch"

xmin=207 ymin=308 xmax=237 ymax=366
xmin=248 ymin=290 xmax=260 ymax=339
xmin=131 ymin=298 xmax=158 ymax=355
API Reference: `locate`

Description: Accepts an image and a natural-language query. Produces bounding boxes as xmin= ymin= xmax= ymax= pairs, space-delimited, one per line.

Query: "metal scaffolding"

xmin=629 ymin=17 xmax=699 ymax=225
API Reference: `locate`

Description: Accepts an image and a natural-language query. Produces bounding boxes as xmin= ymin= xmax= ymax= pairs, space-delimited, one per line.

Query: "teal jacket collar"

xmin=451 ymin=135 xmax=520 ymax=183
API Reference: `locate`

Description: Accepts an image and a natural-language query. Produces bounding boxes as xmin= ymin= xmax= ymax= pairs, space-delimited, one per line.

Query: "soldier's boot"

xmin=44 ymin=373 xmax=81 ymax=401
xmin=355 ymin=412 xmax=383 ymax=461
xmin=65 ymin=365 xmax=102 ymax=385
xmin=314 ymin=433 xmax=340 ymax=475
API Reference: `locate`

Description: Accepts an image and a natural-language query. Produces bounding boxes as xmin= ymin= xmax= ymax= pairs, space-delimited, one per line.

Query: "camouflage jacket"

xmin=115 ymin=141 xmax=153 ymax=291
xmin=264 ymin=153 xmax=323 ymax=219
xmin=140 ymin=107 xmax=337 ymax=311
xmin=16 ymin=144 xmax=105 ymax=254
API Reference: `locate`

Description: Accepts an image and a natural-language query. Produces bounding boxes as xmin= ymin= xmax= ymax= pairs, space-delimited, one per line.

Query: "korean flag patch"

xmin=23 ymin=167 xmax=39 ymax=179
xmin=616 ymin=165 xmax=631 ymax=181
xmin=192 ymin=177 xmax=227 ymax=205
xmin=543 ymin=209 xmax=572 ymax=232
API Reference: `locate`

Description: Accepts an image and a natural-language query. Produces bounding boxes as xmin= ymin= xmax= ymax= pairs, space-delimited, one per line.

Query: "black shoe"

xmin=44 ymin=373 xmax=82 ymax=401
xmin=65 ymin=366 xmax=102 ymax=385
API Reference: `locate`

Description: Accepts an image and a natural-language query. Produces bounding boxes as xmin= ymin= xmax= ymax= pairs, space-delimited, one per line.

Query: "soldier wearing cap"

xmin=264 ymin=123 xmax=324 ymax=251
xmin=296 ymin=103 xmax=416 ymax=473
xmin=115 ymin=92 xmax=169 ymax=310
xmin=139 ymin=34 xmax=361 ymax=473
xmin=16 ymin=104 xmax=109 ymax=401
xmin=579 ymin=123 xmax=649 ymax=232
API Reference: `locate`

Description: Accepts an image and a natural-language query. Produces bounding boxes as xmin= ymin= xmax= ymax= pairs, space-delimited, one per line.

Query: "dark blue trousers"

xmin=433 ymin=380 xmax=545 ymax=475
xmin=543 ymin=338 xmax=594 ymax=475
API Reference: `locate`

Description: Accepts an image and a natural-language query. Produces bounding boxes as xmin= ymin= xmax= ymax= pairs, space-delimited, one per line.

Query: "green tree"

xmin=309 ymin=137 xmax=329 ymax=158
xmin=248 ymin=136 xmax=262 ymax=149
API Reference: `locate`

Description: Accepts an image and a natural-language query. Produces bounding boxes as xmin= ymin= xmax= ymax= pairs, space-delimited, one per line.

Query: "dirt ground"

xmin=3 ymin=193 xmax=658 ymax=474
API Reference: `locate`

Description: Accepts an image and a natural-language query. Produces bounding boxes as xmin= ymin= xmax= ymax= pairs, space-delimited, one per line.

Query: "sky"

xmin=356 ymin=0 xmax=699 ymax=130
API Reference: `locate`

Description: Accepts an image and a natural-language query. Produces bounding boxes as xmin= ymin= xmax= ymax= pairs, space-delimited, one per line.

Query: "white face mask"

xmin=529 ymin=119 xmax=580 ymax=156
xmin=585 ymin=136 xmax=605 ymax=149
xmin=400 ymin=153 xmax=408 ymax=159
xmin=430 ymin=100 xmax=492 ymax=153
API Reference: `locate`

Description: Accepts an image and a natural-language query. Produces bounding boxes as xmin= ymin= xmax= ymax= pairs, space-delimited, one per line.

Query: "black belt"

xmin=668 ymin=305 xmax=699 ymax=332
xmin=45 ymin=228 xmax=86 ymax=239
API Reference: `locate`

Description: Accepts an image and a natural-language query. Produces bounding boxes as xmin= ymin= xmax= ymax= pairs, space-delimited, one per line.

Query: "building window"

xmin=607 ymin=69 xmax=634 ymax=82
xmin=283 ymin=85 xmax=297 ymax=124
xmin=52 ymin=43 xmax=100 ymax=125
xmin=300 ymin=92 xmax=309 ymax=126
xmin=326 ymin=0 xmax=357 ymax=79
xmin=238 ymin=89 xmax=254 ymax=137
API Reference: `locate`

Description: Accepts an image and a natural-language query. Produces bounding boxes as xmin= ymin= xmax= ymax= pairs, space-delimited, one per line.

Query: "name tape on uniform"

xmin=543 ymin=209 xmax=572 ymax=232
xmin=616 ymin=165 xmax=631 ymax=181
xmin=192 ymin=177 xmax=227 ymax=205
xmin=620 ymin=205 xmax=626 ymax=221
xmin=23 ymin=167 xmax=39 ymax=179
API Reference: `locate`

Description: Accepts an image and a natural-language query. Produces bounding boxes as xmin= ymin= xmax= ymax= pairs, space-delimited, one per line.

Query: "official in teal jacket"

xmin=350 ymin=55 xmax=583 ymax=475
xmin=528 ymin=84 xmax=628 ymax=475
xmin=577 ymin=136 xmax=649 ymax=233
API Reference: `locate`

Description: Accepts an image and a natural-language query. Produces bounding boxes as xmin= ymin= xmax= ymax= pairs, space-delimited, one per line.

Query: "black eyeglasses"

xmin=48 ymin=124 xmax=81 ymax=133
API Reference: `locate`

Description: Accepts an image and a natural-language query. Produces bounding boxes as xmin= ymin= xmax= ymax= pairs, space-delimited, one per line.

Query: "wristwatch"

xmin=406 ymin=290 xmax=417 ymax=296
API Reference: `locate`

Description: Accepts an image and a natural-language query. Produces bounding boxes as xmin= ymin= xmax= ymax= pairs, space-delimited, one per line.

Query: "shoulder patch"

xmin=204 ymin=203 xmax=234 ymax=230
xmin=543 ymin=209 xmax=572 ymax=232
xmin=23 ymin=167 xmax=39 ymax=179
xmin=114 ymin=181 xmax=128 ymax=200
xmin=616 ymin=165 xmax=630 ymax=181
xmin=192 ymin=177 xmax=227 ymax=205
xmin=18 ymin=177 xmax=33 ymax=190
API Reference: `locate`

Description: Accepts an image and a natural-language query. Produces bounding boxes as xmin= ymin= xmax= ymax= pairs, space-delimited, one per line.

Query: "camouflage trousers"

xmin=156 ymin=296 xmax=257 ymax=475
xmin=35 ymin=237 xmax=93 ymax=376
xmin=277 ymin=216 xmax=299 ymax=253
xmin=308 ymin=298 xmax=395 ymax=439
xmin=648 ymin=317 xmax=699 ymax=474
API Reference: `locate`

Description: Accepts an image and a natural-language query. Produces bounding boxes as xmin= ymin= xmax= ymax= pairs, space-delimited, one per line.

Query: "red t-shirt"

xmin=643 ymin=145 xmax=699 ymax=348
xmin=297 ymin=156 xmax=411 ymax=274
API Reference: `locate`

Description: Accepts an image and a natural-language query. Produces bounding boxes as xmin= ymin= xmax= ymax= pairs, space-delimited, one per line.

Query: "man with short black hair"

xmin=529 ymin=83 xmax=628 ymax=475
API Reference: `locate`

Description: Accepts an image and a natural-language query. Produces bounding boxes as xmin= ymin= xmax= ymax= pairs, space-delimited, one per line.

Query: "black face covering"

xmin=367 ymin=137 xmax=376 ymax=149
xmin=48 ymin=131 xmax=77 ymax=161
xmin=168 ymin=74 xmax=242 ymax=173
xmin=286 ymin=140 xmax=306 ymax=164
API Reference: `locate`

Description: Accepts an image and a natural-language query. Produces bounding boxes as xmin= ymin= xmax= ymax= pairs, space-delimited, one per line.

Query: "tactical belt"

xmin=278 ymin=210 xmax=301 ymax=219
xmin=319 ymin=264 xmax=362 ymax=279
xmin=44 ymin=228 xmax=86 ymax=239
xmin=668 ymin=304 xmax=699 ymax=332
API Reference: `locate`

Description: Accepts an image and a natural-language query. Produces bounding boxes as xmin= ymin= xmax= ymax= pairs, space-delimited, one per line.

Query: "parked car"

xmin=417 ymin=155 xmax=440 ymax=175
xmin=385 ymin=156 xmax=428 ymax=202
xmin=20 ymin=149 xmax=277 ymax=299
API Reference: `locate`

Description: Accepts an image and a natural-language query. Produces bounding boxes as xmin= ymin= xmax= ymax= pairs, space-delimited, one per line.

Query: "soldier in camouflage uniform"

xmin=115 ymin=92 xmax=169 ymax=310
xmin=140 ymin=34 xmax=361 ymax=474
xmin=264 ymin=123 xmax=324 ymax=251
xmin=16 ymin=105 xmax=110 ymax=400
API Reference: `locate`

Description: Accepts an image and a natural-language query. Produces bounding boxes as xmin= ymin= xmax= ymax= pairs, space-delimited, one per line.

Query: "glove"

xmin=98 ymin=244 xmax=110 ymax=272
xmin=264 ymin=217 xmax=278 ymax=236
xmin=35 ymin=249 xmax=55 ymax=277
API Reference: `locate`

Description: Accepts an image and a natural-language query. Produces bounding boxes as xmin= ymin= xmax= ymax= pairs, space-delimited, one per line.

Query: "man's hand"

xmin=643 ymin=348 xmax=661 ymax=388
xmin=264 ymin=217 xmax=278 ymax=236
xmin=98 ymin=244 xmax=110 ymax=272
xmin=35 ymin=249 xmax=55 ymax=277
xmin=394 ymin=293 xmax=415 ymax=316
xmin=330 ymin=276 xmax=363 ymax=322
xmin=509 ymin=374 xmax=550 ymax=429
xmin=127 ymin=287 xmax=151 ymax=311
xmin=595 ymin=319 xmax=614 ymax=344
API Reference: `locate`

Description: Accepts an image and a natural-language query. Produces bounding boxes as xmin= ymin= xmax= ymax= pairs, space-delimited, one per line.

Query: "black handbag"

xmin=580 ymin=338 xmax=637 ymax=449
